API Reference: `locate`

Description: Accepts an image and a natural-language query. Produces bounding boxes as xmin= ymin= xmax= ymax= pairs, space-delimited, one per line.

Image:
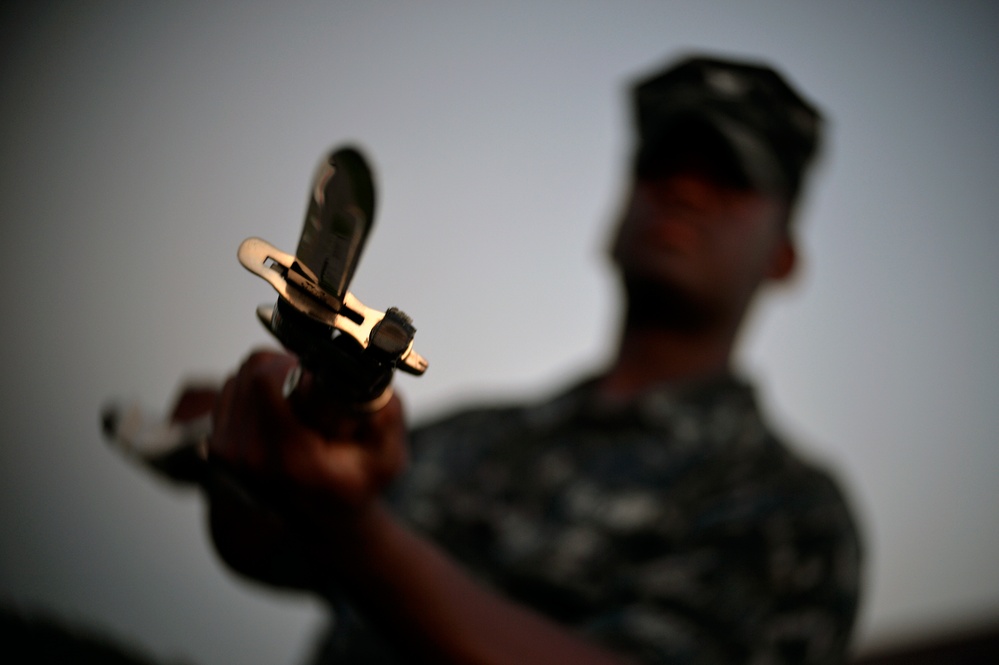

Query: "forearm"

xmin=325 ymin=502 xmax=629 ymax=665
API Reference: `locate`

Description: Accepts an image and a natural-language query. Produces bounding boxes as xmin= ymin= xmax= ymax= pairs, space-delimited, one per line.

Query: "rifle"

xmin=102 ymin=146 xmax=426 ymax=485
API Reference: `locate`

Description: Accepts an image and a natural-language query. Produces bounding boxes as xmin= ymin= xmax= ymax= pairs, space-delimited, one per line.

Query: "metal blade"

xmin=294 ymin=146 xmax=376 ymax=303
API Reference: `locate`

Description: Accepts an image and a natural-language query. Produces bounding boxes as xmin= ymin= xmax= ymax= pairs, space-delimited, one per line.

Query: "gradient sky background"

xmin=2 ymin=2 xmax=997 ymax=663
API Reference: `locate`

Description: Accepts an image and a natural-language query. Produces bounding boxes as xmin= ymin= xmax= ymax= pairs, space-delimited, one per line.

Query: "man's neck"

xmin=597 ymin=323 xmax=737 ymax=401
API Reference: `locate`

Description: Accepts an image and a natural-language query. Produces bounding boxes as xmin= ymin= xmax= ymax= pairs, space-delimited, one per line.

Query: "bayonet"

xmin=103 ymin=145 xmax=426 ymax=478
xmin=238 ymin=147 xmax=426 ymax=406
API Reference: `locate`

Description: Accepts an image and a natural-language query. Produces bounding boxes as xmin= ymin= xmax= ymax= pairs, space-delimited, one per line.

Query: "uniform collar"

xmin=525 ymin=372 xmax=767 ymax=448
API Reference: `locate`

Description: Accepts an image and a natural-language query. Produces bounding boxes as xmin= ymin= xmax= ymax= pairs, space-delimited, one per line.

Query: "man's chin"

xmin=621 ymin=275 xmax=715 ymax=332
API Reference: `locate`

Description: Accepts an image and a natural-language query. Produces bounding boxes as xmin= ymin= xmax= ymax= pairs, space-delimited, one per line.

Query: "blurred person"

xmin=174 ymin=54 xmax=862 ymax=664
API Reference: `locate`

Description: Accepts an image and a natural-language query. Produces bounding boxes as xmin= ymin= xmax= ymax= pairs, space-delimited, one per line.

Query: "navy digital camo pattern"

xmin=314 ymin=375 xmax=862 ymax=664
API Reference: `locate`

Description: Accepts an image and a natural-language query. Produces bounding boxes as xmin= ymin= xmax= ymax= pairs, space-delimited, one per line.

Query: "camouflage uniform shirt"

xmin=317 ymin=374 xmax=862 ymax=664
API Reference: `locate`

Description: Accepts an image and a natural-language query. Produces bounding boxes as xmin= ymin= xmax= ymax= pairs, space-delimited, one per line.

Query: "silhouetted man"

xmin=197 ymin=54 xmax=862 ymax=664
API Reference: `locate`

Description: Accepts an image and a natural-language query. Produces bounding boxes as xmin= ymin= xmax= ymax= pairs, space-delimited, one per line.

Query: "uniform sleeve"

xmin=577 ymin=458 xmax=862 ymax=665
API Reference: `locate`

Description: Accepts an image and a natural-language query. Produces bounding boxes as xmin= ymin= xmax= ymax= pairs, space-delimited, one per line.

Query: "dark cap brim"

xmin=637 ymin=110 xmax=790 ymax=196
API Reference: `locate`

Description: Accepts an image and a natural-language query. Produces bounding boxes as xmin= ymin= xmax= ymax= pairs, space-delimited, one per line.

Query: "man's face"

xmin=610 ymin=165 xmax=794 ymax=327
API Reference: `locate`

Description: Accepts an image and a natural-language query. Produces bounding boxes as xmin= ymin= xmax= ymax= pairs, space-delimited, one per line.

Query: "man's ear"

xmin=767 ymin=235 xmax=798 ymax=282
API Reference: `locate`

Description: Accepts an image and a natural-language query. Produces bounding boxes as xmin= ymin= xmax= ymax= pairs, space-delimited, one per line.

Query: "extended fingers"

xmin=207 ymin=348 xmax=410 ymax=511
xmin=169 ymin=383 xmax=220 ymax=423
xmin=306 ymin=392 xmax=409 ymax=501
xmin=209 ymin=350 xmax=301 ymax=471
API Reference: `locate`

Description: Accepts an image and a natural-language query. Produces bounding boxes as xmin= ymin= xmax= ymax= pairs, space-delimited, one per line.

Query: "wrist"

xmin=306 ymin=499 xmax=396 ymax=589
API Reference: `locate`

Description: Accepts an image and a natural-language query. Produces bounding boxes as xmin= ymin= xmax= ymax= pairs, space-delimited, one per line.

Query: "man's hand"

xmin=208 ymin=349 xmax=408 ymax=514
xmin=198 ymin=349 xmax=408 ymax=591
